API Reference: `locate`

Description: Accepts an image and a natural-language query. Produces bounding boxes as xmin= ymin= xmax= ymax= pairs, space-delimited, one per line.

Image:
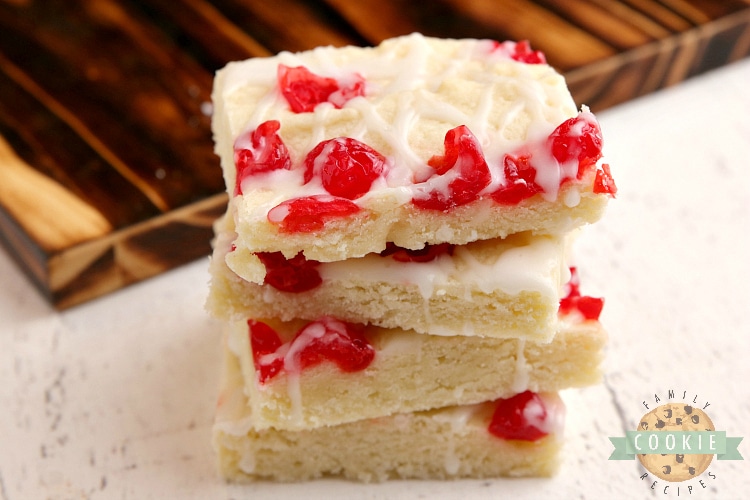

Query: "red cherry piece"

xmin=249 ymin=318 xmax=375 ymax=384
xmin=233 ymin=120 xmax=291 ymax=196
xmin=593 ymin=163 xmax=617 ymax=196
xmin=256 ymin=251 xmax=322 ymax=293
xmin=248 ymin=320 xmax=284 ymax=384
xmin=413 ymin=125 xmax=491 ymax=211
xmin=488 ymin=390 xmax=549 ymax=441
xmin=548 ymin=114 xmax=603 ymax=177
xmin=491 ymin=154 xmax=543 ymax=205
xmin=507 ymin=40 xmax=547 ymax=64
xmin=490 ymin=40 xmax=546 ymax=64
xmin=293 ymin=318 xmax=375 ymax=373
xmin=575 ymin=295 xmax=605 ymax=321
xmin=303 ymin=137 xmax=386 ymax=199
xmin=267 ymin=195 xmax=361 ymax=233
xmin=379 ymin=242 xmax=454 ymax=263
xmin=328 ymin=78 xmax=366 ymax=109
xmin=559 ymin=267 xmax=604 ymax=321
xmin=278 ymin=64 xmax=365 ymax=113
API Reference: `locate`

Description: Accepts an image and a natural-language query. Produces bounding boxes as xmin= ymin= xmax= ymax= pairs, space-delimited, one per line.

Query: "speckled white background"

xmin=1 ymin=58 xmax=749 ymax=500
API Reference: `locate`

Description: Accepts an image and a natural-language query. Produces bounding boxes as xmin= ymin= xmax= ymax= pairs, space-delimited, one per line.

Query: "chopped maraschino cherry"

xmin=294 ymin=318 xmax=375 ymax=373
xmin=248 ymin=318 xmax=375 ymax=384
xmin=379 ymin=242 xmax=454 ymax=263
xmin=491 ymin=154 xmax=543 ymax=205
xmin=267 ymin=195 xmax=361 ymax=233
xmin=548 ymin=113 xmax=603 ymax=177
xmin=233 ymin=120 xmax=291 ymax=196
xmin=412 ymin=125 xmax=492 ymax=211
xmin=278 ymin=64 xmax=365 ymax=113
xmin=248 ymin=320 xmax=284 ymax=384
xmin=491 ymin=40 xmax=547 ymax=64
xmin=303 ymin=137 xmax=386 ymax=199
xmin=559 ymin=267 xmax=604 ymax=320
xmin=256 ymin=251 xmax=322 ymax=292
xmin=488 ymin=391 xmax=549 ymax=441
xmin=593 ymin=163 xmax=617 ymax=196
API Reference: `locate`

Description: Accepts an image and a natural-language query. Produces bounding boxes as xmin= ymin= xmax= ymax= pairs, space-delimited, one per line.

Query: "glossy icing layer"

xmin=215 ymin=34 xmax=589 ymax=211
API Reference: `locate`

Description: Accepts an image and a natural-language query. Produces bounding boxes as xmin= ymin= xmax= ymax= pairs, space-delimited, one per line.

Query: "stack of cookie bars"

xmin=207 ymin=34 xmax=616 ymax=482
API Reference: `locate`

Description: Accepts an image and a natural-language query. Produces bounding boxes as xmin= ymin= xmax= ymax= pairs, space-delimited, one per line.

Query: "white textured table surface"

xmin=2 ymin=59 xmax=749 ymax=500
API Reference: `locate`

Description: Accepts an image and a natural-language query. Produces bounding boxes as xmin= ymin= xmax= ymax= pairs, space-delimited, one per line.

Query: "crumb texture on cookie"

xmin=213 ymin=341 xmax=566 ymax=482
xmin=221 ymin=316 xmax=604 ymax=431
xmin=212 ymin=34 xmax=614 ymax=261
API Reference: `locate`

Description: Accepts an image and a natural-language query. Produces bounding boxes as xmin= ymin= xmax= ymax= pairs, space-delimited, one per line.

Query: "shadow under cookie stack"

xmin=207 ymin=34 xmax=616 ymax=482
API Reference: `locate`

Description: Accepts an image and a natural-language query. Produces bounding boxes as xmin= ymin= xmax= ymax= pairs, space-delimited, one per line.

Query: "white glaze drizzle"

xmin=430 ymin=403 xmax=482 ymax=475
xmin=218 ymin=34 xmax=586 ymax=206
xmin=536 ymin=392 xmax=566 ymax=436
xmin=511 ymin=340 xmax=530 ymax=393
xmin=254 ymin=318 xmax=360 ymax=426
xmin=317 ymin=234 xmax=565 ymax=301
xmin=432 ymin=395 xmax=565 ymax=446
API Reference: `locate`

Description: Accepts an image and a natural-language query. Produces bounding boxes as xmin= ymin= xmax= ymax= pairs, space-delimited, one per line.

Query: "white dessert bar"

xmin=208 ymin=213 xmax=572 ymax=340
xmin=211 ymin=34 xmax=616 ymax=262
xmin=213 ymin=339 xmax=566 ymax=482
xmin=225 ymin=312 xmax=604 ymax=431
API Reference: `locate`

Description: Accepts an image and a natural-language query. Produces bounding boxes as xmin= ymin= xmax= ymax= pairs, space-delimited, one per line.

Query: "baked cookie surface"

xmin=208 ymin=213 xmax=572 ymax=340
xmin=213 ymin=338 xmax=566 ymax=482
xmin=212 ymin=34 xmax=615 ymax=262
xmin=225 ymin=314 xmax=605 ymax=431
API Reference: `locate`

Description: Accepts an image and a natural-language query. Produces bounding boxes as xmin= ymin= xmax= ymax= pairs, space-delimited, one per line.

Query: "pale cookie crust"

xmin=226 ymin=179 xmax=608 ymax=262
xmin=212 ymin=34 xmax=612 ymax=262
xmin=208 ymin=214 xmax=572 ymax=340
xmin=213 ymin=341 xmax=565 ymax=482
xmin=226 ymin=317 xmax=605 ymax=431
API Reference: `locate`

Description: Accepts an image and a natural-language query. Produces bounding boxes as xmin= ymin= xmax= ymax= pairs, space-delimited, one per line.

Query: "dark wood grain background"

xmin=1 ymin=0 xmax=749 ymax=308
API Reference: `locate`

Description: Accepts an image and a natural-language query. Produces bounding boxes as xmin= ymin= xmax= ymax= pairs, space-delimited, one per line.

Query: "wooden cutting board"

xmin=1 ymin=0 xmax=749 ymax=309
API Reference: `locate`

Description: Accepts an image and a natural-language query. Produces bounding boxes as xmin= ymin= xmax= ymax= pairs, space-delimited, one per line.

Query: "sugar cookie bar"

xmin=213 ymin=340 xmax=565 ymax=482
xmin=211 ymin=34 xmax=616 ymax=262
xmin=226 ymin=314 xmax=604 ymax=431
xmin=208 ymin=214 xmax=571 ymax=340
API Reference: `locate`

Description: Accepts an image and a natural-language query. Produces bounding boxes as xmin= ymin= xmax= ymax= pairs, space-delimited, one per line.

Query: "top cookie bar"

xmin=212 ymin=33 xmax=616 ymax=261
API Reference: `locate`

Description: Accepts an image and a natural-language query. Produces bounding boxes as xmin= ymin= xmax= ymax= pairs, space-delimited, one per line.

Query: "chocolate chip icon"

xmin=637 ymin=403 xmax=715 ymax=482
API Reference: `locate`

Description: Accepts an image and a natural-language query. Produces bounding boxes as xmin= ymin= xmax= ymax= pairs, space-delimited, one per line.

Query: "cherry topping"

xmin=233 ymin=120 xmax=291 ymax=196
xmin=412 ymin=125 xmax=492 ymax=211
xmin=491 ymin=154 xmax=543 ymax=205
xmin=548 ymin=114 xmax=603 ymax=177
xmin=267 ymin=195 xmax=361 ymax=233
xmin=278 ymin=64 xmax=365 ymax=113
xmin=488 ymin=391 xmax=549 ymax=441
xmin=248 ymin=318 xmax=375 ymax=384
xmin=511 ymin=40 xmax=547 ymax=64
xmin=559 ymin=267 xmax=604 ymax=321
xmin=379 ymin=242 xmax=454 ymax=263
xmin=303 ymin=137 xmax=386 ymax=199
xmin=256 ymin=251 xmax=322 ymax=292
xmin=593 ymin=163 xmax=617 ymax=196
xmin=293 ymin=318 xmax=375 ymax=373
xmin=248 ymin=320 xmax=284 ymax=384
xmin=492 ymin=40 xmax=546 ymax=64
